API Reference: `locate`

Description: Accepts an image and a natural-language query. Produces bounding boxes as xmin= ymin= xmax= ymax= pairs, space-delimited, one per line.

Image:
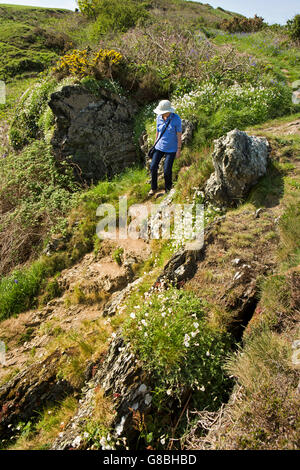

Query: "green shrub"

xmin=124 ymin=287 xmax=232 ymax=410
xmin=90 ymin=0 xmax=149 ymax=38
xmin=0 ymin=259 xmax=52 ymax=320
xmin=39 ymin=276 xmax=63 ymax=306
xmin=112 ymin=247 xmax=124 ymax=265
xmin=287 ymin=14 xmax=300 ymax=41
xmin=220 ymin=15 xmax=265 ymax=33
xmin=80 ymin=75 xmax=124 ymax=96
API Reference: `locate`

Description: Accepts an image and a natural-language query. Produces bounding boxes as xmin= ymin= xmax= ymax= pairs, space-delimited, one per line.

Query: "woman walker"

xmin=148 ymin=100 xmax=182 ymax=197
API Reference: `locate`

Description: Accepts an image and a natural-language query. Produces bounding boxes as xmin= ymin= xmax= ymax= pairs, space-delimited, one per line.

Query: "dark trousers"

xmin=150 ymin=149 xmax=176 ymax=192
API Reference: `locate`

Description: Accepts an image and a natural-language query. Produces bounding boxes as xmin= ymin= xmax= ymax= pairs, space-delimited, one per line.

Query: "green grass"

xmin=221 ymin=330 xmax=299 ymax=450
xmin=0 ymin=253 xmax=69 ymax=321
xmin=0 ymin=75 xmax=38 ymax=124
xmin=4 ymin=395 xmax=78 ymax=450
xmin=213 ymin=30 xmax=300 ymax=82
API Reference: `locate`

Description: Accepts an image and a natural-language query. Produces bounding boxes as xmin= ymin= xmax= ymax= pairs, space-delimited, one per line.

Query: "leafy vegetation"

xmin=124 ymin=287 xmax=232 ymax=407
xmin=0 ymin=139 xmax=80 ymax=276
xmin=0 ymin=4 xmax=75 ymax=81
xmin=123 ymin=286 xmax=232 ymax=447
xmin=287 ymin=14 xmax=300 ymax=41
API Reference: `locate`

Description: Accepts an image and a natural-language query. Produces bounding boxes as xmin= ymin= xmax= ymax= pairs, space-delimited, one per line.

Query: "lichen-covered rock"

xmin=48 ymin=85 xmax=139 ymax=184
xmin=205 ymin=129 xmax=270 ymax=206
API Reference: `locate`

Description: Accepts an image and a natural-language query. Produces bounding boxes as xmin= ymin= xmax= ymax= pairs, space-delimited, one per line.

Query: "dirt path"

xmin=0 ymin=233 xmax=151 ymax=382
xmin=260 ymin=119 xmax=300 ymax=137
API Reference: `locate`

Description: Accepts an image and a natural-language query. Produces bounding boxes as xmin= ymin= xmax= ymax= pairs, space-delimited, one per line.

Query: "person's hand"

xmin=176 ymin=149 xmax=181 ymax=159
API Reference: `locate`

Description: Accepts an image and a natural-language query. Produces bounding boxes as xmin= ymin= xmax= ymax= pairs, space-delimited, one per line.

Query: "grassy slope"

xmin=214 ymin=30 xmax=300 ymax=82
xmin=0 ymin=4 xmax=75 ymax=79
xmin=0 ymin=1 xmax=236 ymax=121
xmin=0 ymin=4 xmax=82 ymax=122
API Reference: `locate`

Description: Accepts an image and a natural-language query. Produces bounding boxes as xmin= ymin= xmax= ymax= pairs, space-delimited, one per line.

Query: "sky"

xmin=0 ymin=0 xmax=299 ymax=24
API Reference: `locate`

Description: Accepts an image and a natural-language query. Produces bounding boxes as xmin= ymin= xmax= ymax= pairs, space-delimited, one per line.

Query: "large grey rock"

xmin=48 ymin=85 xmax=139 ymax=184
xmin=205 ymin=129 xmax=270 ymax=206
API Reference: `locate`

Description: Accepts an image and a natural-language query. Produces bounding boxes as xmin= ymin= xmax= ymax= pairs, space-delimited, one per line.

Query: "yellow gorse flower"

xmin=52 ymin=48 xmax=123 ymax=78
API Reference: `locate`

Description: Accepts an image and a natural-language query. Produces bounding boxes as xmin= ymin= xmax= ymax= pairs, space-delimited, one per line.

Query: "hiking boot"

xmin=148 ymin=189 xmax=157 ymax=197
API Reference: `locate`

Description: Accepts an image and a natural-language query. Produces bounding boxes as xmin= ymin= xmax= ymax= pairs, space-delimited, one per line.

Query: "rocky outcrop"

xmin=52 ymin=335 xmax=153 ymax=450
xmin=205 ymin=129 xmax=270 ymax=206
xmin=154 ymin=215 xmax=225 ymax=288
xmin=48 ymin=85 xmax=139 ymax=184
xmin=0 ymin=350 xmax=74 ymax=440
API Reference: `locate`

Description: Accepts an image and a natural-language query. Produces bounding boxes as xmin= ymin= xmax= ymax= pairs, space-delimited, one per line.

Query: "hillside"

xmin=0 ymin=0 xmax=299 ymax=452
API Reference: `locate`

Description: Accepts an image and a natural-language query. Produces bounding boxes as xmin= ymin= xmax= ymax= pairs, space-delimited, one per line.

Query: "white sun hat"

xmin=154 ymin=99 xmax=175 ymax=115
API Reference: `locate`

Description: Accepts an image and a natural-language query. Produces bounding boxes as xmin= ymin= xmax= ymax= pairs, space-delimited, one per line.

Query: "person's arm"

xmin=176 ymin=132 xmax=182 ymax=158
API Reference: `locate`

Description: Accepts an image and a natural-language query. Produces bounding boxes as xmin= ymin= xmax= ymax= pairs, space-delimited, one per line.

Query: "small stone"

xmin=145 ymin=394 xmax=152 ymax=405
xmin=255 ymin=208 xmax=263 ymax=218
xmin=232 ymin=258 xmax=241 ymax=265
xmin=138 ymin=384 xmax=147 ymax=394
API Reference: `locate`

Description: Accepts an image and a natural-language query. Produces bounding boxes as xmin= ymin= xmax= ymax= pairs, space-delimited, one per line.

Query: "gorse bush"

xmin=52 ymin=48 xmax=123 ymax=81
xmin=220 ymin=15 xmax=265 ymax=33
xmin=124 ymin=287 xmax=232 ymax=410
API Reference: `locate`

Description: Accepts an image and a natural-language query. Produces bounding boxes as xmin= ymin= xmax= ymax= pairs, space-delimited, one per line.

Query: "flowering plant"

xmin=124 ymin=287 xmax=232 ymax=410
